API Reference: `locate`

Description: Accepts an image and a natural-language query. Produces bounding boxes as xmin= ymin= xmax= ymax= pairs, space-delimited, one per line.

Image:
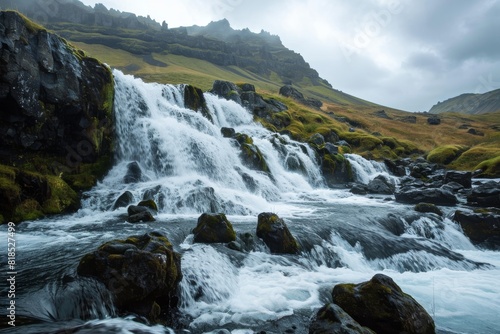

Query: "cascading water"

xmin=1 ymin=70 xmax=499 ymax=334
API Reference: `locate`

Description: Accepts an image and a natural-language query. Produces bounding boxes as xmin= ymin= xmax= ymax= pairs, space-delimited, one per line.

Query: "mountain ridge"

xmin=429 ymin=88 xmax=500 ymax=115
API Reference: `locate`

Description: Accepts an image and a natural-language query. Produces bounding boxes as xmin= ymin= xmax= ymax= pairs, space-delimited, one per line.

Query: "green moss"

xmin=427 ymin=145 xmax=467 ymax=165
xmin=138 ymin=199 xmax=158 ymax=211
xmin=13 ymin=199 xmax=44 ymax=222
xmin=43 ymin=175 xmax=79 ymax=214
xmin=475 ymin=155 xmax=500 ymax=177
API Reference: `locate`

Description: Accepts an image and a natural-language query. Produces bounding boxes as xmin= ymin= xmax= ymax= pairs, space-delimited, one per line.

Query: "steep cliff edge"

xmin=0 ymin=11 xmax=114 ymax=222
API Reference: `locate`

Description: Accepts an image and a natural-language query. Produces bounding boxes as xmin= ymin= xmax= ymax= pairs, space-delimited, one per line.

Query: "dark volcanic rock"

xmin=395 ymin=187 xmax=457 ymax=206
xmin=467 ymin=181 xmax=500 ymax=207
xmin=373 ymin=110 xmax=391 ymax=119
xmin=77 ymin=232 xmax=182 ymax=322
xmin=444 ymin=170 xmax=472 ymax=188
xmin=221 ymin=127 xmax=236 ymax=138
xmin=414 ymin=202 xmax=443 ymax=216
xmin=123 ymin=161 xmax=143 ymax=183
xmin=184 ymin=84 xmax=212 ymax=122
xmin=454 ymin=210 xmax=500 ymax=249
xmin=427 ymin=116 xmax=441 ymax=125
xmin=0 ymin=11 xmax=114 ymax=163
xmin=279 ymin=85 xmax=322 ymax=109
xmin=332 ymin=274 xmax=435 ymax=334
xmin=256 ymin=212 xmax=299 ymax=254
xmin=309 ymin=303 xmax=375 ymax=334
xmin=111 ymin=191 xmax=134 ymax=210
xmin=192 ymin=213 xmax=237 ymax=243
xmin=366 ymin=175 xmax=395 ymax=194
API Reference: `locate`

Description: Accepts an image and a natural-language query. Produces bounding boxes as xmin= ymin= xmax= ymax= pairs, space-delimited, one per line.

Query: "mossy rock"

xmin=192 ymin=213 xmax=237 ymax=243
xmin=256 ymin=212 xmax=299 ymax=254
xmin=138 ymin=199 xmax=159 ymax=212
xmin=321 ymin=153 xmax=353 ymax=186
xmin=427 ymin=145 xmax=467 ymax=165
xmin=414 ymin=202 xmax=443 ymax=216
xmin=475 ymin=155 xmax=500 ymax=178
xmin=309 ymin=303 xmax=375 ymax=334
xmin=77 ymin=232 xmax=182 ymax=322
xmin=332 ymin=274 xmax=435 ymax=334
xmin=184 ymin=84 xmax=213 ymax=122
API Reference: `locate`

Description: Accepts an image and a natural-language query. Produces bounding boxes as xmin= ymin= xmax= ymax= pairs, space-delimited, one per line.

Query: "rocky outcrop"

xmin=454 ymin=210 xmax=500 ymax=250
xmin=366 ymin=174 xmax=395 ymax=194
xmin=210 ymin=80 xmax=287 ymax=119
xmin=77 ymin=232 xmax=182 ymax=322
xmin=279 ymin=85 xmax=323 ymax=109
xmin=192 ymin=213 xmax=237 ymax=243
xmin=332 ymin=274 xmax=435 ymax=334
xmin=256 ymin=212 xmax=299 ymax=254
xmin=444 ymin=170 xmax=471 ymax=188
xmin=309 ymin=303 xmax=375 ymax=334
xmin=0 ymin=11 xmax=114 ymax=222
xmin=427 ymin=116 xmax=441 ymax=125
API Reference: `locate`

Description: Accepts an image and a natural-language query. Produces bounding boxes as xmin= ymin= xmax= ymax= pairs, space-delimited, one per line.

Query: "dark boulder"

xmin=467 ymin=181 xmax=500 ymax=208
xmin=265 ymin=98 xmax=288 ymax=113
xmin=309 ymin=133 xmax=326 ymax=146
xmin=111 ymin=191 xmax=134 ymax=210
xmin=398 ymin=115 xmax=417 ymax=124
xmin=332 ymin=274 xmax=435 ymax=334
xmin=123 ymin=161 xmax=143 ymax=184
xmin=442 ymin=181 xmax=465 ymax=193
xmin=454 ymin=210 xmax=500 ymax=249
xmin=467 ymin=128 xmax=484 ymax=136
xmin=427 ymin=116 xmax=441 ymax=125
xmin=373 ymin=110 xmax=391 ymax=119
xmin=395 ymin=187 xmax=457 ymax=206
xmin=77 ymin=232 xmax=182 ymax=322
xmin=414 ymin=203 xmax=443 ymax=216
xmin=321 ymin=153 xmax=354 ymax=187
xmin=384 ymin=159 xmax=407 ymax=177
xmin=366 ymin=175 xmax=395 ymax=194
xmin=221 ymin=127 xmax=236 ymax=138
xmin=256 ymin=212 xmax=299 ymax=254
xmin=309 ymin=303 xmax=375 ymax=334
xmin=350 ymin=183 xmax=368 ymax=195
xmin=128 ymin=210 xmax=155 ymax=223
xmin=210 ymin=80 xmax=242 ymax=104
xmin=279 ymin=85 xmax=322 ymax=109
xmin=192 ymin=213 xmax=237 ymax=243
xmin=444 ymin=170 xmax=471 ymax=188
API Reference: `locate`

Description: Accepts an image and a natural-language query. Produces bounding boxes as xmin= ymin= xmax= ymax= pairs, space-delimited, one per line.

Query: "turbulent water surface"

xmin=1 ymin=71 xmax=499 ymax=334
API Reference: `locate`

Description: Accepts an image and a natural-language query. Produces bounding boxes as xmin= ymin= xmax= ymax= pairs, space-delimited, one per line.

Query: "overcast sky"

xmin=79 ymin=0 xmax=500 ymax=112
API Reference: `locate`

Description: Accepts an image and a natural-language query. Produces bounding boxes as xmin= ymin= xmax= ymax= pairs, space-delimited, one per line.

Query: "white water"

xmin=1 ymin=70 xmax=499 ymax=334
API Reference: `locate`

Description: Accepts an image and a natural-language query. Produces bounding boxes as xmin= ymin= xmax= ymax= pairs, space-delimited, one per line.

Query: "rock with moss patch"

xmin=77 ymin=232 xmax=182 ymax=322
xmin=184 ymin=84 xmax=212 ymax=122
xmin=111 ymin=191 xmax=134 ymax=210
xmin=366 ymin=175 xmax=395 ymax=194
xmin=256 ymin=212 xmax=299 ymax=254
xmin=309 ymin=303 xmax=375 ymax=334
xmin=414 ymin=203 xmax=443 ymax=216
xmin=193 ymin=213 xmax=237 ymax=243
xmin=321 ymin=153 xmax=353 ymax=187
xmin=332 ymin=273 xmax=435 ymax=334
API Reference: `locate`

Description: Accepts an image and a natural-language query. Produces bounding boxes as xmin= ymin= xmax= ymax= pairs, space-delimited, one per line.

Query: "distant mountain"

xmin=429 ymin=89 xmax=500 ymax=115
xmin=0 ymin=0 xmax=377 ymax=107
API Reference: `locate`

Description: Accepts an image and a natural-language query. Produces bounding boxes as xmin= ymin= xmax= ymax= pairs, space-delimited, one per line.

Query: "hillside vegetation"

xmin=429 ymin=89 xmax=500 ymax=115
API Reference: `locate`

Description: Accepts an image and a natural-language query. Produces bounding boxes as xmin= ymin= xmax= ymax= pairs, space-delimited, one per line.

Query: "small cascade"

xmin=345 ymin=153 xmax=397 ymax=185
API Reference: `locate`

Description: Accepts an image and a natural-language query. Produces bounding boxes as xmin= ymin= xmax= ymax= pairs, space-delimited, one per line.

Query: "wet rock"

xmin=309 ymin=303 xmax=375 ymax=334
xmin=128 ymin=210 xmax=155 ymax=223
xmin=444 ymin=170 xmax=471 ymax=188
xmin=442 ymin=181 xmax=465 ymax=193
xmin=184 ymin=84 xmax=212 ymax=122
xmin=123 ymin=161 xmax=142 ymax=184
xmin=321 ymin=153 xmax=353 ymax=187
xmin=111 ymin=191 xmax=134 ymax=210
xmin=395 ymin=186 xmax=457 ymax=206
xmin=193 ymin=213 xmax=236 ymax=243
xmin=454 ymin=210 xmax=500 ymax=250
xmin=210 ymin=80 xmax=242 ymax=104
xmin=221 ymin=127 xmax=236 ymax=138
xmin=383 ymin=159 xmax=406 ymax=177
xmin=414 ymin=202 xmax=443 ymax=216
xmin=256 ymin=212 xmax=299 ymax=254
xmin=366 ymin=175 xmax=395 ymax=194
xmin=467 ymin=181 xmax=500 ymax=208
xmin=350 ymin=183 xmax=368 ymax=195
xmin=137 ymin=199 xmax=158 ymax=212
xmin=77 ymin=232 xmax=182 ymax=322
xmin=309 ymin=133 xmax=325 ymax=146
xmin=332 ymin=273 xmax=435 ymax=334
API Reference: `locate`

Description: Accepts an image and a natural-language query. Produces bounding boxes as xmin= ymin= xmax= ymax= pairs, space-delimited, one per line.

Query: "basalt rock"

xmin=454 ymin=210 xmax=500 ymax=249
xmin=77 ymin=232 xmax=182 ymax=322
xmin=309 ymin=303 xmax=375 ymax=334
xmin=395 ymin=186 xmax=457 ymax=206
xmin=192 ymin=213 xmax=237 ymax=243
xmin=256 ymin=212 xmax=299 ymax=254
xmin=467 ymin=181 xmax=500 ymax=208
xmin=444 ymin=170 xmax=472 ymax=189
xmin=332 ymin=274 xmax=435 ymax=334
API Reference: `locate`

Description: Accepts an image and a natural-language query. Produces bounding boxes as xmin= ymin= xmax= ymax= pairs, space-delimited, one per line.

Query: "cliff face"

xmin=429 ymin=89 xmax=500 ymax=115
xmin=0 ymin=11 xmax=114 ymax=222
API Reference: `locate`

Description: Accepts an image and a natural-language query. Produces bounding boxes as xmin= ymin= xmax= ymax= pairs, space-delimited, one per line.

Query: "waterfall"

xmin=345 ymin=153 xmax=398 ymax=184
xmin=86 ymin=70 xmax=324 ymax=214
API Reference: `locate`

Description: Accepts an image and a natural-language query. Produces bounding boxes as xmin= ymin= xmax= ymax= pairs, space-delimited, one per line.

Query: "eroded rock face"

xmin=309 ymin=303 xmax=375 ymax=334
xmin=77 ymin=232 xmax=182 ymax=322
xmin=454 ymin=210 xmax=500 ymax=250
xmin=332 ymin=274 xmax=435 ymax=334
xmin=256 ymin=212 xmax=299 ymax=254
xmin=0 ymin=11 xmax=114 ymax=163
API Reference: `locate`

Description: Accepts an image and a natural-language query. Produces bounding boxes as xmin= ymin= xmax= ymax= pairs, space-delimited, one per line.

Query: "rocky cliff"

xmin=0 ymin=11 xmax=114 ymax=222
